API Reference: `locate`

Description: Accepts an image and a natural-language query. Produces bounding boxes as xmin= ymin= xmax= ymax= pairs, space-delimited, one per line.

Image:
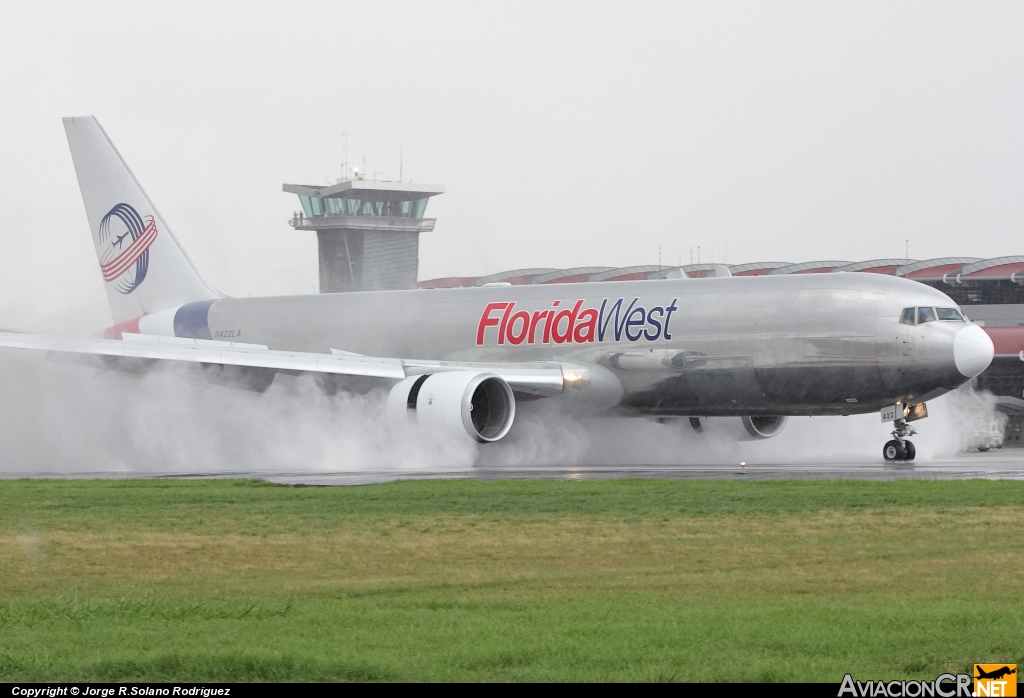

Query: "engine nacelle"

xmin=687 ymin=415 xmax=789 ymax=440
xmin=740 ymin=415 xmax=788 ymax=440
xmin=386 ymin=371 xmax=516 ymax=443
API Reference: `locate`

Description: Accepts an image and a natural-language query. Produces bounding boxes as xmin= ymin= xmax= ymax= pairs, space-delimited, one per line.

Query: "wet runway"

xmin=4 ymin=450 xmax=1024 ymax=485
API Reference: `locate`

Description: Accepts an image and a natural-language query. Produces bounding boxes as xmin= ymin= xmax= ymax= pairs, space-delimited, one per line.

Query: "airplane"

xmin=975 ymin=667 xmax=1016 ymax=681
xmin=111 ymin=231 xmax=131 ymax=249
xmin=0 ymin=116 xmax=996 ymax=462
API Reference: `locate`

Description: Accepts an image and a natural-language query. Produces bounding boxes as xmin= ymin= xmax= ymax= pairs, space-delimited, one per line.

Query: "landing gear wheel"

xmin=883 ymin=440 xmax=907 ymax=462
xmin=886 ymin=415 xmax=920 ymax=463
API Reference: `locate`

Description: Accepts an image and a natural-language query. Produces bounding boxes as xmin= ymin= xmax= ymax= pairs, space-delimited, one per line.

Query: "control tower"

xmin=284 ymin=178 xmax=444 ymax=293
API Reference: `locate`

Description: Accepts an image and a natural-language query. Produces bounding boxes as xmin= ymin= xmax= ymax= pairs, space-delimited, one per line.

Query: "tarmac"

xmin=3 ymin=450 xmax=1024 ymax=486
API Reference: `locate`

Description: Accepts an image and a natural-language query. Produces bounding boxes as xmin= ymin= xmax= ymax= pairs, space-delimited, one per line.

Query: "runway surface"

xmin=3 ymin=450 xmax=1024 ymax=485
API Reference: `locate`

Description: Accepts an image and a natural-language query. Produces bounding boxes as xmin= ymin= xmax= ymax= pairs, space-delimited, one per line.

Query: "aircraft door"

xmin=877 ymin=306 xmax=916 ymax=393
xmin=898 ymin=307 xmax=915 ymax=357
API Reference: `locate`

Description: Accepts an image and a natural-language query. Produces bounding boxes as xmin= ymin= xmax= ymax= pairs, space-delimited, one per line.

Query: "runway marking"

xmin=3 ymin=452 xmax=1024 ymax=486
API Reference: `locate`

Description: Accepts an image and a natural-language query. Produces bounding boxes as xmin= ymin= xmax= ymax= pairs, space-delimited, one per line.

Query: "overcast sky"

xmin=1 ymin=1 xmax=1022 ymax=332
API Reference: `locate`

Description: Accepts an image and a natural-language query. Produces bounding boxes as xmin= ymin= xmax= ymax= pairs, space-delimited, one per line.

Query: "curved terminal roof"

xmin=419 ymin=276 xmax=478 ymax=289
xmin=959 ymin=256 xmax=1024 ymax=278
xmin=532 ymin=267 xmax=615 ymax=284
xmin=661 ymin=264 xmax=730 ymax=279
xmin=894 ymin=257 xmax=981 ymax=279
xmin=728 ymin=262 xmax=793 ymax=276
xmin=834 ymin=259 xmax=917 ymax=274
xmin=419 ymin=256 xmax=1024 ymax=288
xmin=590 ymin=265 xmax=669 ymax=282
xmin=474 ymin=268 xmax=558 ymax=286
xmin=982 ymin=326 xmax=1024 ymax=356
xmin=769 ymin=261 xmax=852 ymax=275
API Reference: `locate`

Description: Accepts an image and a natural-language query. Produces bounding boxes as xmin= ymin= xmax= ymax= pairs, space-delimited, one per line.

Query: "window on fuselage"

xmin=937 ymin=307 xmax=965 ymax=321
xmin=900 ymin=308 xmax=916 ymax=325
xmin=918 ymin=307 xmax=937 ymax=323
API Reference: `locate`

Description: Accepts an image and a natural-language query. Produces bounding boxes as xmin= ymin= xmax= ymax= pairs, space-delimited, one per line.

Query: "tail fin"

xmin=63 ymin=116 xmax=219 ymax=324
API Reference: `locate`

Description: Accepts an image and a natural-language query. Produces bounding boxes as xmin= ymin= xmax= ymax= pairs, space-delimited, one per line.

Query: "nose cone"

xmin=954 ymin=324 xmax=994 ymax=378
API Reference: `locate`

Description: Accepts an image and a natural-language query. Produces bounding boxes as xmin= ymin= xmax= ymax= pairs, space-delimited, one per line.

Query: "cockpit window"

xmin=902 ymin=307 xmax=962 ymax=324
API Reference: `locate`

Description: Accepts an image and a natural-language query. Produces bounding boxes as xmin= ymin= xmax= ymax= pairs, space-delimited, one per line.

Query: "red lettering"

xmin=477 ymin=302 xmax=510 ymax=345
xmin=574 ymin=308 xmax=598 ymax=343
xmin=529 ymin=310 xmax=547 ymax=344
xmin=543 ymin=309 xmax=554 ymax=343
xmin=552 ymin=299 xmax=583 ymax=344
xmin=506 ymin=310 xmax=530 ymax=345
xmin=498 ymin=302 xmax=515 ymax=344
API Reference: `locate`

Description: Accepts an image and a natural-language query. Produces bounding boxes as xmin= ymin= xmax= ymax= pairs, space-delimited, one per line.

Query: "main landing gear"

xmin=883 ymin=418 xmax=917 ymax=462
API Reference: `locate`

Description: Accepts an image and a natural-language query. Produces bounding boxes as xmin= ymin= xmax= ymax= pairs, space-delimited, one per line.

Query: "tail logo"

xmin=97 ymin=203 xmax=158 ymax=294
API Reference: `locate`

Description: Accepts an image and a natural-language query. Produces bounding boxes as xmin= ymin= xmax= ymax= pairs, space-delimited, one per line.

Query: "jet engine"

xmin=687 ymin=415 xmax=789 ymax=440
xmin=386 ymin=371 xmax=516 ymax=443
xmin=739 ymin=415 xmax=788 ymax=440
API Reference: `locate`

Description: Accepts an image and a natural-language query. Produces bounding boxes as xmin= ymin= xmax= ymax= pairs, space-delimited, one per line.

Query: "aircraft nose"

xmin=953 ymin=324 xmax=994 ymax=378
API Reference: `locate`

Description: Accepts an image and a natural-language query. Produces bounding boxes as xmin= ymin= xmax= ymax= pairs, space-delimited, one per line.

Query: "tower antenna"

xmin=400 ymin=143 xmax=403 ymax=183
xmin=341 ymin=131 xmax=348 ymax=181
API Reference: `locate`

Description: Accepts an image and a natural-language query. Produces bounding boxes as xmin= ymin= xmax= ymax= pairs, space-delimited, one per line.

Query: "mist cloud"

xmin=0 ymin=352 xmax=477 ymax=475
xmin=0 ymin=351 xmax=1003 ymax=476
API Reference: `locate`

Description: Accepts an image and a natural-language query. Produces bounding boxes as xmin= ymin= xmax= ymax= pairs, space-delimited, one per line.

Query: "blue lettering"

xmin=597 ymin=298 xmax=675 ymax=342
xmin=625 ymin=306 xmax=646 ymax=341
xmin=598 ymin=298 xmax=638 ymax=341
xmin=663 ymin=299 xmax=678 ymax=340
xmin=644 ymin=306 xmax=664 ymax=341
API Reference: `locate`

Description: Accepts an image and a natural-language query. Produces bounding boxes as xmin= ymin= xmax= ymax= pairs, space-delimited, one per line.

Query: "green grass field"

xmin=1 ymin=478 xmax=1022 ymax=682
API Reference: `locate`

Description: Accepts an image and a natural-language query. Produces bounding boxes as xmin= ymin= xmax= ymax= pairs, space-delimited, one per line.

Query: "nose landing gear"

xmin=883 ymin=418 xmax=917 ymax=462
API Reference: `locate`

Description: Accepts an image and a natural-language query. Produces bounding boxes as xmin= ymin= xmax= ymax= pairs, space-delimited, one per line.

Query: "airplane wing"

xmin=0 ymin=331 xmax=567 ymax=397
